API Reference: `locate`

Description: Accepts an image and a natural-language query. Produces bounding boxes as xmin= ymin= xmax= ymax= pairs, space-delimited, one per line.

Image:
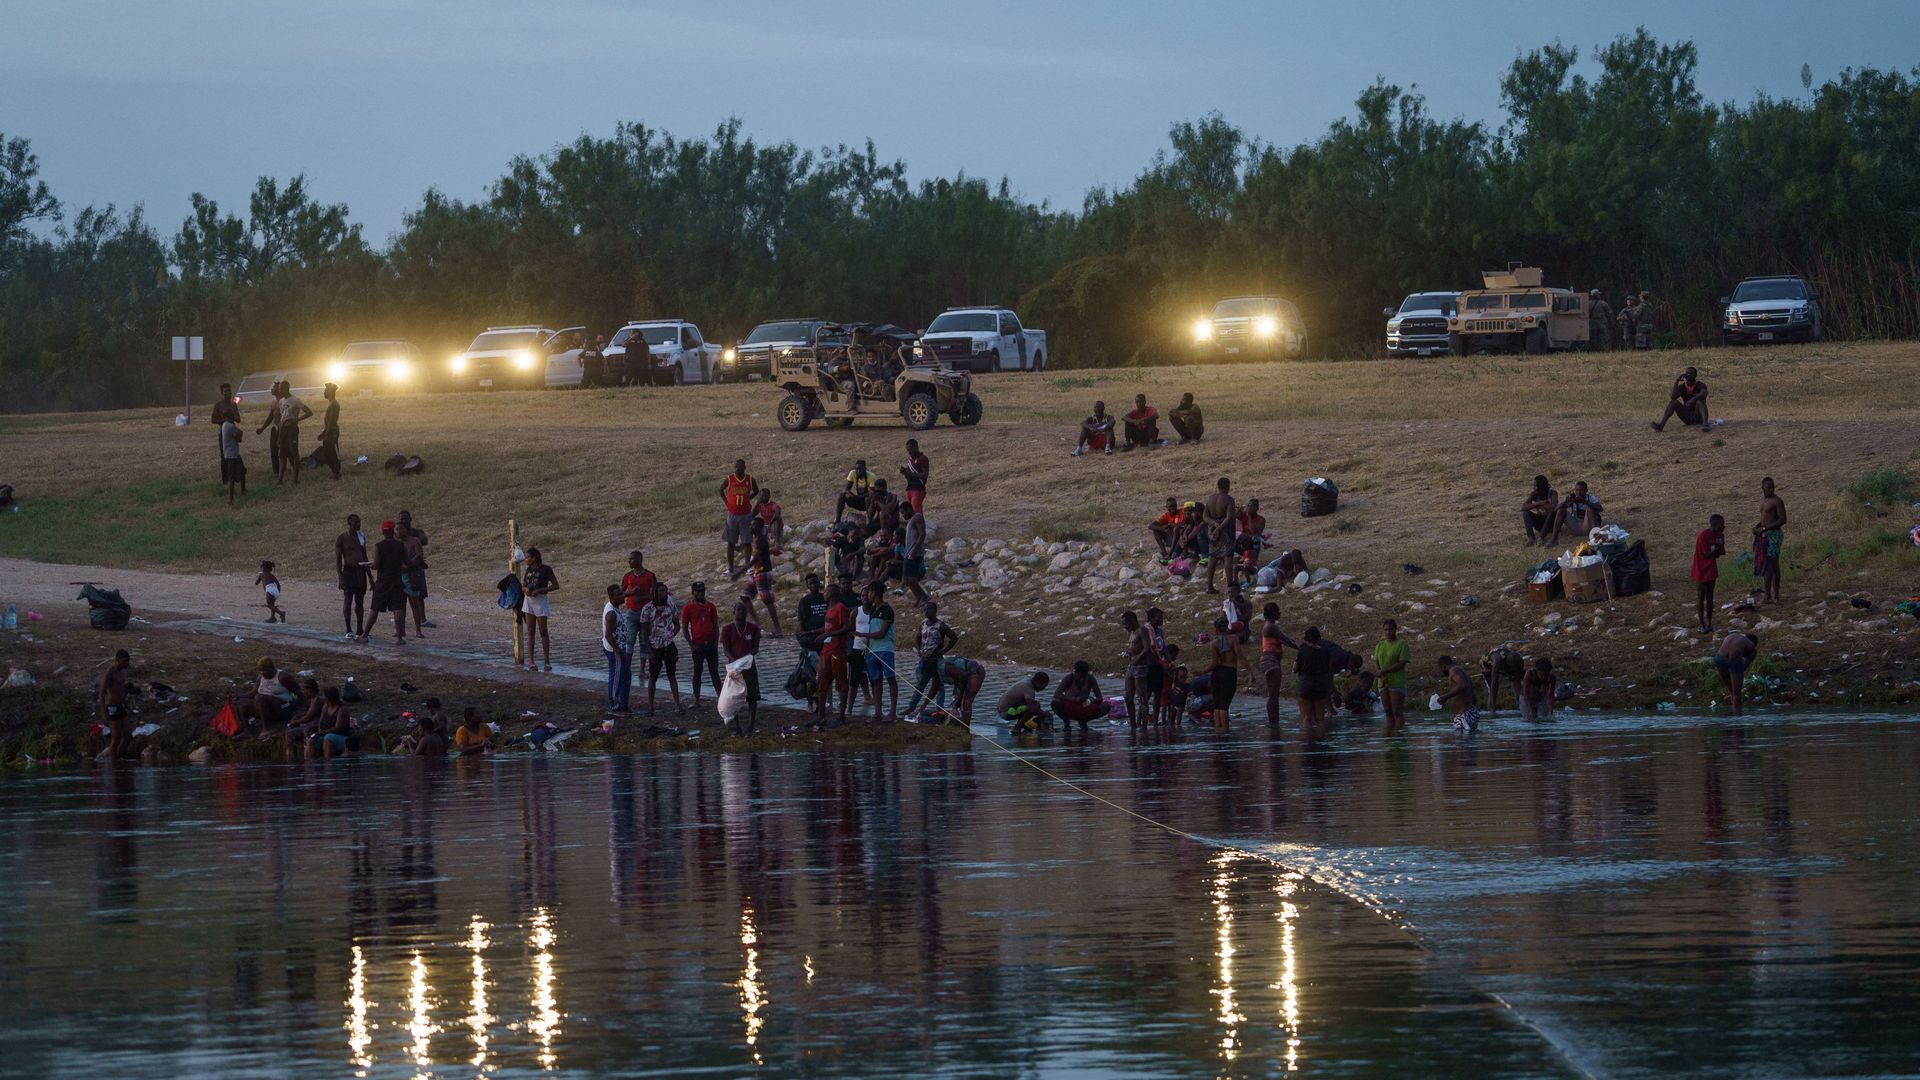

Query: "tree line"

xmin=3 ymin=29 xmax=1917 ymax=412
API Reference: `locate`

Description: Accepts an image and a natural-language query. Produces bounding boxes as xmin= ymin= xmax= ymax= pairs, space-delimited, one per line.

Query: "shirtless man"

xmin=1755 ymin=477 xmax=1787 ymax=603
xmin=1121 ymin=610 xmax=1157 ymax=726
xmin=98 ymin=649 xmax=132 ymax=760
xmin=998 ymin=672 xmax=1052 ymax=734
xmin=1202 ymin=476 xmax=1237 ymax=594
xmin=1651 ymin=367 xmax=1710 ymax=433
xmin=1713 ymin=631 xmax=1760 ymax=716
xmin=335 ymin=513 xmax=369 ymax=639
xmin=1436 ymin=654 xmax=1480 ymax=732
xmin=397 ymin=509 xmax=433 ymax=631
xmin=1073 ymin=401 xmax=1115 ymax=457
xmin=1481 ymin=645 xmax=1526 ymax=712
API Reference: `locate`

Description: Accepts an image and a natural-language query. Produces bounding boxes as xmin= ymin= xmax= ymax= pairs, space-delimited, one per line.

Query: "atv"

xmin=772 ymin=322 xmax=983 ymax=432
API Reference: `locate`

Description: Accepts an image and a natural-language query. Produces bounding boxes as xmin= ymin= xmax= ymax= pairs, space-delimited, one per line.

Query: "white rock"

xmin=1117 ymin=567 xmax=1139 ymax=581
xmin=1049 ymin=551 xmax=1077 ymax=571
xmin=1310 ymin=567 xmax=1334 ymax=584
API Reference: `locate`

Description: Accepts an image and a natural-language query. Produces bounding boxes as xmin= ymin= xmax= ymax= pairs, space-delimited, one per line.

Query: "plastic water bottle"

xmin=4 ymin=604 xmax=15 ymax=630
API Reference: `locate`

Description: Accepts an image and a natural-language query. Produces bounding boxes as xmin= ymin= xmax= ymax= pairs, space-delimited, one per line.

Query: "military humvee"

xmin=1447 ymin=265 xmax=1589 ymax=355
xmin=773 ymin=322 xmax=983 ymax=432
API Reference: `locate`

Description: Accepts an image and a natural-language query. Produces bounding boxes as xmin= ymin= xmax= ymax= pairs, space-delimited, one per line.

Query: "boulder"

xmin=1048 ymin=551 xmax=1077 ymax=572
xmin=1310 ymin=567 xmax=1334 ymax=585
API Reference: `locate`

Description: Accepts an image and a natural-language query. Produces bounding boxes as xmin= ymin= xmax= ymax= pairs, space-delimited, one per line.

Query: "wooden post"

xmin=509 ymin=519 xmax=522 ymax=664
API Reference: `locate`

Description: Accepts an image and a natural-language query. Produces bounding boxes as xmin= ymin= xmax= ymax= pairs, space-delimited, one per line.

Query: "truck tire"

xmin=950 ymin=392 xmax=984 ymax=426
xmin=671 ymin=364 xmax=686 ymax=386
xmin=1034 ymin=351 xmax=1046 ymax=371
xmin=777 ymin=394 xmax=814 ymax=432
xmin=1449 ymin=333 xmax=1468 ymax=357
xmin=902 ymin=392 xmax=939 ymax=430
xmin=1526 ymin=328 xmax=1546 ymax=355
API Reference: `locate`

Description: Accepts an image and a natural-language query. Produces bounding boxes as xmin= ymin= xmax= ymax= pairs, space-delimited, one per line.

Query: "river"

xmin=2 ymin=711 xmax=1916 ymax=1077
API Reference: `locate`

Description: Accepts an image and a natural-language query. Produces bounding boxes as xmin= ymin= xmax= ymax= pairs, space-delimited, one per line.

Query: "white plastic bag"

xmin=1293 ymin=571 xmax=1310 ymax=588
xmin=717 ymin=654 xmax=755 ymax=722
xmin=1428 ymin=693 xmax=1443 ymax=712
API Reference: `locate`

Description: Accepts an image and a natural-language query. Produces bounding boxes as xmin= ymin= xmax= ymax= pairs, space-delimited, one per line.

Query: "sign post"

xmin=171 ymin=335 xmax=204 ymax=420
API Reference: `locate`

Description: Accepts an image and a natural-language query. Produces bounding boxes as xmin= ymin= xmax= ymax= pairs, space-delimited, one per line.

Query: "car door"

xmin=999 ymin=313 xmax=1025 ymax=371
xmin=545 ymin=327 xmax=586 ymax=388
xmin=679 ymin=326 xmax=705 ymax=383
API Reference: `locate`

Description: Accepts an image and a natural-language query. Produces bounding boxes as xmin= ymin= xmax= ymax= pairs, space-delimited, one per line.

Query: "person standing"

xmin=816 ymin=584 xmax=853 ymax=726
xmin=335 ymin=514 xmax=368 ymax=639
xmin=362 ymin=519 xmax=408 ymax=645
xmin=1373 ymin=618 xmax=1410 ymax=734
xmin=1587 ymin=291 xmax=1613 ymax=351
xmin=1202 ymin=476 xmax=1237 ymax=594
xmin=900 ymin=510 xmax=929 ymax=608
xmin=97 ymin=648 xmax=132 ymax=760
xmin=211 ymin=382 xmax=240 ymax=484
xmin=520 ymin=548 xmax=559 ymax=672
xmin=754 ymin=488 xmax=785 ymax=551
xmin=1692 ymin=514 xmax=1727 ymax=633
xmin=1206 ymin=615 xmax=1241 ymax=732
xmin=721 ymin=459 xmax=759 ymax=579
xmin=639 ymin=582 xmax=686 ymax=715
xmin=1259 ymin=604 xmax=1296 ymax=727
xmin=1295 ymin=626 xmax=1335 ymax=738
xmin=901 ymin=439 xmax=930 ymax=517
xmin=1633 ymin=291 xmax=1656 ymax=350
xmin=1753 ymin=477 xmax=1787 ymax=604
xmin=255 ymin=381 xmax=284 ymax=481
xmin=314 ymin=382 xmax=344 ymax=479
xmin=681 ymin=581 xmax=722 ymax=708
xmin=746 ymin=518 xmax=783 ymax=635
xmin=721 ymin=600 xmax=763 ymax=735
xmin=277 ymin=382 xmax=313 ymax=484
xmin=219 ymin=411 xmax=246 ymax=505
xmin=622 ymin=550 xmax=657 ymax=673
xmin=397 ymin=510 xmax=433 ymax=633
xmin=601 ymin=584 xmax=631 ymax=713
xmin=1436 ymin=655 xmax=1480 ymax=732
xmin=858 ymin=581 xmax=897 ymax=723
xmin=906 ymin=600 xmax=957 ymax=720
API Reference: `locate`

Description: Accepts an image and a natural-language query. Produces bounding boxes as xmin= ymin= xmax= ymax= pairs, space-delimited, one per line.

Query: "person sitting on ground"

xmin=283 ymin=677 xmax=325 ymax=748
xmin=1520 ymin=657 xmax=1556 ymax=721
xmin=1265 ymin=548 xmax=1309 ymax=588
xmin=1073 ymin=401 xmax=1115 ymax=457
xmin=1121 ymin=394 xmax=1161 ymax=451
xmin=1169 ymin=392 xmax=1204 ymax=444
xmin=1341 ymin=671 xmax=1378 ymax=716
xmin=451 ymin=707 xmax=493 ymax=756
xmin=1150 ymin=497 xmax=1182 ymax=562
xmin=1052 ymin=660 xmax=1107 ymax=727
xmin=829 ymin=516 xmax=868 ymax=582
xmin=1652 ymin=367 xmax=1710 ymax=433
xmin=999 ymin=672 xmax=1052 ymax=733
xmin=1549 ymin=481 xmax=1604 ymax=545
xmin=863 ymin=526 xmax=899 ymax=590
xmin=1713 ymin=631 xmax=1759 ymax=717
xmin=1436 ymin=655 xmax=1480 ymax=732
xmin=1235 ymin=498 xmax=1267 ymax=574
xmin=1171 ymin=503 xmax=1207 ymax=566
xmin=1521 ymin=475 xmax=1559 ymax=548
xmin=835 ymin=460 xmax=873 ymax=524
xmin=1482 ymin=645 xmax=1526 ymax=712
xmin=319 ymin=687 xmax=355 ymax=758
xmin=246 ymin=656 xmax=306 ymax=736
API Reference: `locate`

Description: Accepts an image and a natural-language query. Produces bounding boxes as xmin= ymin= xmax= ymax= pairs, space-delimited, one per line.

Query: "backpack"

xmin=785 ymin=650 xmax=819 ymax=701
xmin=496 ymin=574 xmax=524 ymax=611
xmin=210 ymin=697 xmax=242 ymax=737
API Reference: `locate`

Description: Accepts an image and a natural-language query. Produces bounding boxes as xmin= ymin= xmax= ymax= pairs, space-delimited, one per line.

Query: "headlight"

xmin=1192 ymin=318 xmax=1213 ymax=343
xmin=1254 ymin=316 xmax=1279 ymax=338
xmin=1522 ymin=315 xmax=1537 ymax=325
xmin=513 ymin=351 xmax=535 ymax=371
xmin=326 ymin=362 xmax=347 ymax=382
xmin=450 ymin=356 xmax=469 ymax=374
xmin=387 ymin=359 xmax=413 ymax=381
xmin=723 ymin=347 xmax=736 ymax=363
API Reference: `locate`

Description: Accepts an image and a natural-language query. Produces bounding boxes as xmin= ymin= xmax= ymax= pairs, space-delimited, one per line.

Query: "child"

xmin=1521 ymin=657 xmax=1556 ymax=721
xmin=220 ymin=418 xmax=246 ymax=505
xmin=755 ymin=488 xmax=785 ymax=554
xmin=1342 ymin=671 xmax=1379 ymax=716
xmin=256 ymin=560 xmax=285 ymax=622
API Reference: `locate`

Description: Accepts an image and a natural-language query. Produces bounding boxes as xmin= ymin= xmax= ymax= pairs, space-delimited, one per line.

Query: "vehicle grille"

xmin=1214 ymin=323 xmax=1250 ymax=342
xmin=926 ymin=339 xmax=976 ymax=360
xmin=1398 ymin=318 xmax=1448 ymax=335
xmin=1466 ymin=319 xmax=1516 ymax=333
xmin=1737 ymin=308 xmax=1792 ymax=326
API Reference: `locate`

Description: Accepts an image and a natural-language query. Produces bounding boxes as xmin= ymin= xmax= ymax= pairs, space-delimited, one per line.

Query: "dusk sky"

xmin=6 ymin=0 xmax=1913 ymax=243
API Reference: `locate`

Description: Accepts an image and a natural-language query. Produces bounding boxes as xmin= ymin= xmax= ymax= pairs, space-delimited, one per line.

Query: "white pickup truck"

xmin=606 ymin=320 xmax=724 ymax=386
xmin=912 ymin=307 xmax=1048 ymax=373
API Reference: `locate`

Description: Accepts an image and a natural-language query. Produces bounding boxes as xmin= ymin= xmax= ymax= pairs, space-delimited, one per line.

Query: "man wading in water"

xmin=97 ymin=649 xmax=132 ymax=760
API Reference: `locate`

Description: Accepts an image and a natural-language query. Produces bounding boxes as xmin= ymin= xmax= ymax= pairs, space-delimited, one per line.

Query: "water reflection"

xmin=1211 ymin=851 xmax=1243 ymax=1064
xmin=346 ymin=944 xmax=373 ymax=1076
xmin=739 ymin=902 xmax=766 ymax=1066
xmin=407 ymin=951 xmax=437 ymax=1074
xmin=527 ymin=907 xmax=560 ymax=1070
xmin=1275 ymin=871 xmax=1302 ymax=1072
xmin=466 ymin=915 xmax=493 ymax=1072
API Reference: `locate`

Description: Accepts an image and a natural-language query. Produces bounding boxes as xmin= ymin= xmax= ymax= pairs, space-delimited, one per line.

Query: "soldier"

xmin=1616 ymin=292 xmax=1638 ymax=351
xmin=1587 ymin=290 xmax=1614 ymax=351
xmin=1634 ymin=291 xmax=1655 ymax=350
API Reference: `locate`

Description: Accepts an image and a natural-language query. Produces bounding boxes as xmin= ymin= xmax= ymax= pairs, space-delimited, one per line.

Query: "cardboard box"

xmin=1527 ymin=578 xmax=1562 ymax=603
xmin=1563 ymin=561 xmax=1610 ymax=604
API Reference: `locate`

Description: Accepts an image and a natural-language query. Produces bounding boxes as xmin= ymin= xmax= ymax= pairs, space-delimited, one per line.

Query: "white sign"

xmin=170 ymin=335 xmax=204 ymax=362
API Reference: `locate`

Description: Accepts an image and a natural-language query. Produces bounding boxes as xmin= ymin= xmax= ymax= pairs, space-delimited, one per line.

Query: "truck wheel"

xmin=1449 ymin=333 xmax=1468 ymax=357
xmin=1526 ymin=328 xmax=1546 ymax=355
xmin=777 ymin=394 xmax=814 ymax=432
xmin=950 ymin=392 xmax=984 ymax=426
xmin=672 ymin=365 xmax=685 ymax=386
xmin=902 ymin=392 xmax=938 ymax=430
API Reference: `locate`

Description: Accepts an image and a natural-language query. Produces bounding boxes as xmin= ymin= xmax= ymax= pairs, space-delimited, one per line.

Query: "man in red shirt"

xmin=720 ymin=600 xmax=762 ymax=735
xmin=816 ymin=585 xmax=853 ymax=726
xmin=1691 ymin=513 xmax=1726 ymax=634
xmin=719 ymin=459 xmax=759 ymax=579
xmin=621 ymin=550 xmax=657 ymax=667
xmin=901 ymin=439 xmax=930 ymax=516
xmin=1122 ymin=394 xmax=1160 ymax=451
xmin=681 ymin=582 xmax=721 ymax=707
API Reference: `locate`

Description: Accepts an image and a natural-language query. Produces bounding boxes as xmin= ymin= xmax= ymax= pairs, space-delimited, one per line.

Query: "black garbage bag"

xmin=1605 ymin=540 xmax=1651 ymax=598
xmin=77 ymin=584 xmax=132 ymax=631
xmin=1300 ymin=477 xmax=1339 ymax=518
xmin=785 ymin=650 xmax=818 ymax=702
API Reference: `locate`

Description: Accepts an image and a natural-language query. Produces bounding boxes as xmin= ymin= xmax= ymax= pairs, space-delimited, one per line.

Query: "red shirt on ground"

xmin=1691 ymin=528 xmax=1723 ymax=583
xmin=681 ymin=599 xmax=719 ymax=645
xmin=622 ymin=569 xmax=655 ymax=611
xmin=821 ymin=602 xmax=851 ymax=657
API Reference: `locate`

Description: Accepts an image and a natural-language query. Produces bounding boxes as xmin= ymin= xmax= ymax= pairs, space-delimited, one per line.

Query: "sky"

xmin=4 ymin=0 xmax=1914 ymax=245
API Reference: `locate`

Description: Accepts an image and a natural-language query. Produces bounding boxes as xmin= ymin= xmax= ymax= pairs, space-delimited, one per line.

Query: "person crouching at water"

xmin=1521 ymin=657 xmax=1556 ymax=721
xmin=452 ymin=707 xmax=493 ymax=756
xmin=1713 ymin=631 xmax=1759 ymax=716
xmin=1000 ymin=672 xmax=1052 ymax=733
xmin=1052 ymin=660 xmax=1106 ymax=728
xmin=1436 ymin=655 xmax=1480 ymax=732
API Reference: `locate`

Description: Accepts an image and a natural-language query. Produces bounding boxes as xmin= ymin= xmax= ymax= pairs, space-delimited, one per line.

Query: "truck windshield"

xmin=341 ymin=342 xmax=404 ymax=361
xmin=927 ymin=312 xmax=998 ymax=334
xmin=612 ymin=326 xmax=680 ymax=347
xmin=1732 ymin=279 xmax=1807 ymax=302
xmin=1399 ymin=294 xmax=1456 ymax=315
xmin=1464 ymin=293 xmax=1546 ymax=311
xmin=468 ymin=331 xmax=541 ymax=351
xmin=1211 ymin=298 xmax=1279 ymax=318
xmin=744 ymin=321 xmax=814 ymax=345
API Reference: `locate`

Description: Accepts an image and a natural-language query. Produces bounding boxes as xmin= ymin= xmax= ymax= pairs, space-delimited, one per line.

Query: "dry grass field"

xmin=4 ymin=340 xmax=1918 ymax=711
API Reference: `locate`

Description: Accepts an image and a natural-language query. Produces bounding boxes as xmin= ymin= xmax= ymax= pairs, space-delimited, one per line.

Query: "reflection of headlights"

xmin=513 ymin=351 xmax=535 ymax=371
xmin=723 ymin=347 xmax=736 ymax=363
xmin=1191 ymin=318 xmax=1212 ymax=342
xmin=326 ymin=362 xmax=347 ymax=382
xmin=387 ymin=359 xmax=413 ymax=381
xmin=1254 ymin=316 xmax=1279 ymax=337
xmin=450 ymin=356 xmax=469 ymax=374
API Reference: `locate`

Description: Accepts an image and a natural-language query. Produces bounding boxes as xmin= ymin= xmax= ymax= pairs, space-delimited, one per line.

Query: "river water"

xmin=2 ymin=711 xmax=1916 ymax=1078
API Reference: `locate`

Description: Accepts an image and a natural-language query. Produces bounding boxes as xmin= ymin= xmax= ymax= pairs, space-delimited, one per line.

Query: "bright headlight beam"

xmin=1192 ymin=318 xmax=1213 ymax=343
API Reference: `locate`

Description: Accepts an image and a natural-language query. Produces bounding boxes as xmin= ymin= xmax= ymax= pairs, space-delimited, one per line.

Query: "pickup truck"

xmin=606 ymin=320 xmax=723 ymax=386
xmin=912 ymin=307 xmax=1048 ymax=373
xmin=722 ymin=318 xmax=830 ymax=383
xmin=447 ymin=325 xmax=584 ymax=391
xmin=1382 ymin=292 xmax=1458 ymax=357
xmin=1192 ymin=296 xmax=1307 ymax=359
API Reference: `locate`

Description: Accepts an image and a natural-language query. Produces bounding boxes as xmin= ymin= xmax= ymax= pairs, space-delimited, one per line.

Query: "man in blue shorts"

xmin=1713 ymin=631 xmax=1759 ymax=716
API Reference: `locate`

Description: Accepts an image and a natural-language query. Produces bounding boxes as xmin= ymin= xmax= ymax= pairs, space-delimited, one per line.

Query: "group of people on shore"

xmin=209 ymin=380 xmax=344 ymax=502
xmin=1073 ymin=392 xmax=1206 ymax=455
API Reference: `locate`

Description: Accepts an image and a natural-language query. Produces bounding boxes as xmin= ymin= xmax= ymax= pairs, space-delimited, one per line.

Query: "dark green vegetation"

xmin=5 ymin=30 xmax=1920 ymax=411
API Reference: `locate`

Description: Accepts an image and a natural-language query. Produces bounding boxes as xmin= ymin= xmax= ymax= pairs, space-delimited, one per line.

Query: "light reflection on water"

xmin=1 ymin=711 xmax=1917 ymax=1076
